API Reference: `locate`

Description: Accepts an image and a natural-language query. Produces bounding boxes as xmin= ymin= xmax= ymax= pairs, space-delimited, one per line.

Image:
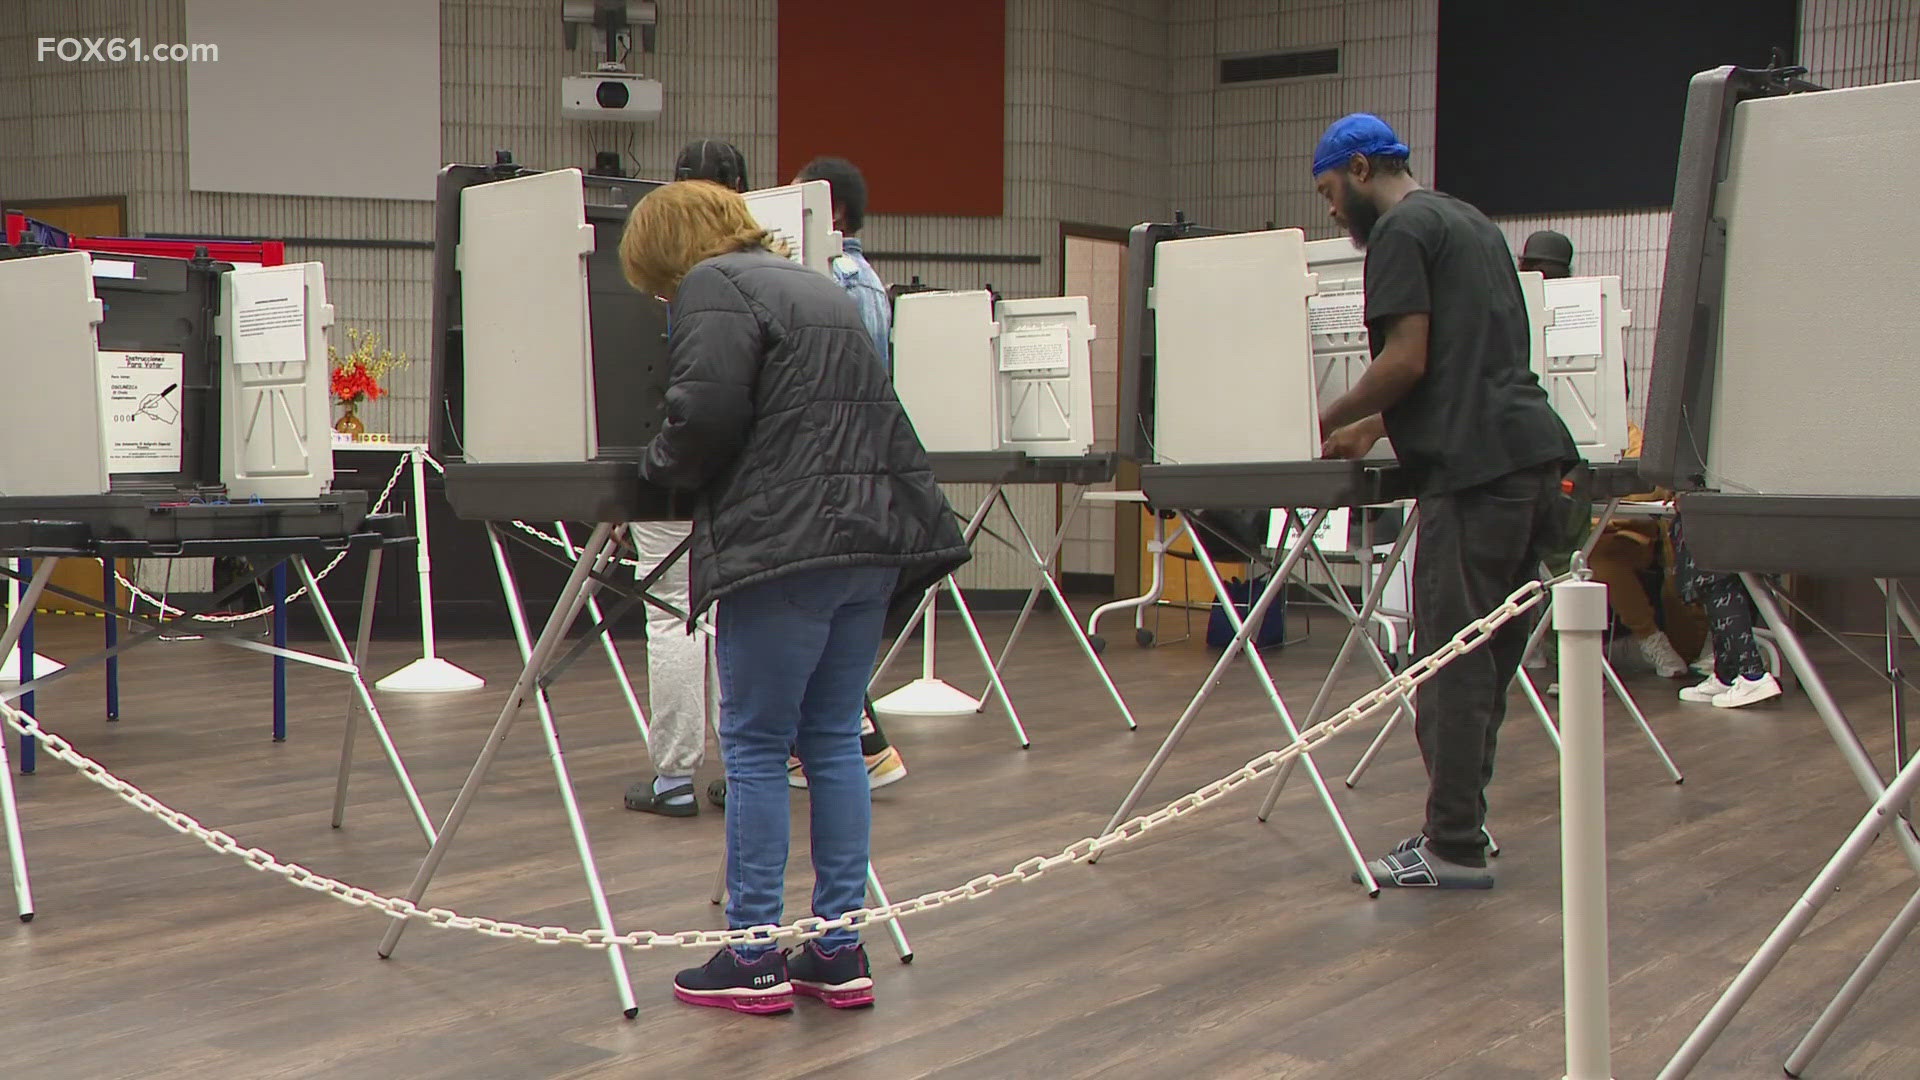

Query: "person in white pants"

xmin=623 ymin=521 xmax=714 ymax=816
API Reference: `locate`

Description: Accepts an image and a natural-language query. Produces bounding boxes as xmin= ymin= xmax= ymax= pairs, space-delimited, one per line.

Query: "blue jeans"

xmin=715 ymin=564 xmax=898 ymax=953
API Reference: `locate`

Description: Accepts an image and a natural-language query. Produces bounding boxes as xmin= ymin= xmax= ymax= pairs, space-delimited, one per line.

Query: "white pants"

xmin=630 ymin=521 xmax=714 ymax=778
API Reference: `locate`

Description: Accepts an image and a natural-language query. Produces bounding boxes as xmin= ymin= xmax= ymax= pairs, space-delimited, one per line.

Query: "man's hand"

xmin=1321 ymin=417 xmax=1384 ymax=460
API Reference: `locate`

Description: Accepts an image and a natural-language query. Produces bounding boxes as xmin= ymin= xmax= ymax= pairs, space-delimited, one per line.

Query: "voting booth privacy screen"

xmin=0 ymin=247 xmax=234 ymax=498
xmin=1538 ymin=275 xmax=1631 ymax=463
xmin=891 ymin=290 xmax=1097 ymax=459
xmin=1645 ymin=71 xmax=1920 ymax=499
xmin=429 ymin=161 xmax=670 ymax=467
xmin=1151 ymin=229 xmax=1321 ymax=466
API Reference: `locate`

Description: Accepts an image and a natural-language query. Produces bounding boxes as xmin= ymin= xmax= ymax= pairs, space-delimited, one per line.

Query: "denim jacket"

xmin=829 ymin=236 xmax=892 ymax=373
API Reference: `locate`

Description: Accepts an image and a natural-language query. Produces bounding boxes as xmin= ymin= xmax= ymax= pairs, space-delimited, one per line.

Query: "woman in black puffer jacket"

xmin=620 ymin=180 xmax=968 ymax=1015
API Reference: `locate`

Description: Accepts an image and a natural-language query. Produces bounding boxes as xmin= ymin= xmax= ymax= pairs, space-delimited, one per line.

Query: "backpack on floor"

xmin=1207 ymin=576 xmax=1287 ymax=650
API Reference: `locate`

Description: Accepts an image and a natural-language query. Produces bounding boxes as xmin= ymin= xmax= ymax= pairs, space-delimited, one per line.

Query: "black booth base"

xmin=927 ymin=451 xmax=1117 ymax=487
xmin=1140 ymin=460 xmax=1408 ymax=511
xmin=442 ymin=461 xmax=686 ymax=524
xmin=1678 ymin=493 xmax=1920 ymax=578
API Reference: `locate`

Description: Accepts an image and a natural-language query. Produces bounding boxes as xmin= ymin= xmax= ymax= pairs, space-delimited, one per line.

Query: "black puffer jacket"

xmin=642 ymin=248 xmax=970 ymax=617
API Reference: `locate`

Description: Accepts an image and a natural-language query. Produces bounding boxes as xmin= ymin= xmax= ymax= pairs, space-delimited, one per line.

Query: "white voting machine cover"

xmin=0 ymin=251 xmax=111 ymax=497
xmin=1152 ymin=228 xmax=1320 ymax=464
xmin=1539 ymin=274 xmax=1630 ymax=462
xmin=1304 ymin=236 xmax=1369 ymax=406
xmin=1708 ymin=78 xmax=1920 ymax=497
xmin=223 ymin=262 xmax=337 ymax=498
xmin=458 ymin=168 xmax=598 ymax=463
xmin=996 ymin=296 xmax=1096 ymax=458
xmin=892 ymin=290 xmax=1000 ymax=453
xmin=743 ymin=180 xmax=842 ymax=276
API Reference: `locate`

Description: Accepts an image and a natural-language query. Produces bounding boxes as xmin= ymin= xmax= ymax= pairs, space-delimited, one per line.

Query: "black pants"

xmin=1413 ymin=465 xmax=1563 ymax=866
xmin=1670 ymin=516 xmax=1767 ymax=683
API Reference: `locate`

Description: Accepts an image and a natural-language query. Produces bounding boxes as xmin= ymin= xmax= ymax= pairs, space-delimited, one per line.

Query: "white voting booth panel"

xmin=892 ymin=290 xmax=1001 ymax=453
xmin=457 ymin=168 xmax=598 ymax=463
xmin=892 ymin=291 xmax=1097 ymax=458
xmin=743 ymin=179 xmax=842 ymax=275
xmin=0 ymin=252 xmax=110 ymax=497
xmin=1707 ymin=78 xmax=1920 ymax=497
xmin=1539 ymin=274 xmax=1631 ymax=463
xmin=1151 ymin=228 xmax=1320 ymax=464
xmin=222 ymin=263 xmax=337 ymax=499
xmin=1304 ymin=236 xmax=1368 ymax=405
xmin=995 ymin=296 xmax=1095 ymax=458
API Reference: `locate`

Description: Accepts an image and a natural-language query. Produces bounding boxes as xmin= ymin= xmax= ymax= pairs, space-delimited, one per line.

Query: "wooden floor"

xmin=1 ymin=603 xmax=1917 ymax=1079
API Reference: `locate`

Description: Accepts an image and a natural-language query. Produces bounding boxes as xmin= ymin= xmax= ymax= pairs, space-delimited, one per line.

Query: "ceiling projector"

xmin=563 ymin=67 xmax=662 ymax=123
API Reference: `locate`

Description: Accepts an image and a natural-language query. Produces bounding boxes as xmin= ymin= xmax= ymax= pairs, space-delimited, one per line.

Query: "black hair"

xmin=1364 ymin=153 xmax=1411 ymax=177
xmin=795 ymin=156 xmax=868 ymax=233
xmin=673 ymin=139 xmax=749 ymax=193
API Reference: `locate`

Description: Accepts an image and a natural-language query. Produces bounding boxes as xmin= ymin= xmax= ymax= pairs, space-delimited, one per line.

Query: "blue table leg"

xmin=273 ymin=562 xmax=288 ymax=742
xmin=19 ymin=559 xmax=34 ymax=775
xmin=104 ymin=557 xmax=119 ymax=721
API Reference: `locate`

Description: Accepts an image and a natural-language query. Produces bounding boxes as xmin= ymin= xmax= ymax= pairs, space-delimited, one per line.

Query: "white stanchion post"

xmin=1555 ymin=568 xmax=1614 ymax=1080
xmin=377 ymin=446 xmax=484 ymax=693
xmin=0 ymin=571 xmax=63 ymax=684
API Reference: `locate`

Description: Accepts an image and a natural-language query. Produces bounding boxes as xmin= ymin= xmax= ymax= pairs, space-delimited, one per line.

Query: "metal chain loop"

xmin=113 ymin=453 xmax=413 ymax=624
xmin=0 ymin=574 xmax=1560 ymax=950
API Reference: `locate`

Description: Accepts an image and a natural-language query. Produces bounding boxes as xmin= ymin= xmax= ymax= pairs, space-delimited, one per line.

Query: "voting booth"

xmin=742 ymin=178 xmax=840 ymax=272
xmin=1644 ymin=69 xmax=1920 ymax=1080
xmin=891 ymin=291 xmax=1097 ymax=459
xmin=1097 ymin=222 xmax=1413 ymax=895
xmin=221 ymin=263 xmax=337 ymax=500
xmin=0 ymin=240 xmax=422 ymax=926
xmin=1304 ymin=236 xmax=1369 ymax=405
xmin=879 ymin=286 xmax=1124 ymax=735
xmin=1538 ymin=275 xmax=1631 ymax=463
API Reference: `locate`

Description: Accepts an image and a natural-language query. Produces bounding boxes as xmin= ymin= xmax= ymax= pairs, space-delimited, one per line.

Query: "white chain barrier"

xmin=0 ymin=573 xmax=1558 ymax=950
xmin=113 ymin=453 xmax=414 ymax=624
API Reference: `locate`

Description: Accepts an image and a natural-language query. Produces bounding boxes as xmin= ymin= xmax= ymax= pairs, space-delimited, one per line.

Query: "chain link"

xmin=0 ymin=575 xmax=1558 ymax=950
xmin=113 ymin=453 xmax=413 ymax=624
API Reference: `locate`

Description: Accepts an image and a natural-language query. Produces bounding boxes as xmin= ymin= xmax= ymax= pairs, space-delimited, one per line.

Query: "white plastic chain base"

xmin=873 ymin=678 xmax=983 ymax=717
xmin=375 ymin=656 xmax=485 ymax=693
xmin=0 ymin=649 xmax=63 ymax=683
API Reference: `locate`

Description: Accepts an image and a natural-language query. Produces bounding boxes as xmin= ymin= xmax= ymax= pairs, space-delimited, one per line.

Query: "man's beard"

xmin=1342 ymin=181 xmax=1380 ymax=248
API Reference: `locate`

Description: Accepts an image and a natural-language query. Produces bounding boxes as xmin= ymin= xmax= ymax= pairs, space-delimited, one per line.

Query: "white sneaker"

xmin=1638 ymin=632 xmax=1689 ymax=678
xmin=1692 ymin=640 xmax=1714 ymax=677
xmin=1680 ymin=675 xmax=1733 ymax=703
xmin=1712 ymin=673 xmax=1783 ymax=709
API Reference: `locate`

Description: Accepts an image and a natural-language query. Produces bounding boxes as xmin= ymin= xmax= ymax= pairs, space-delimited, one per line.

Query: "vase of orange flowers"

xmin=328 ymin=328 xmax=411 ymax=437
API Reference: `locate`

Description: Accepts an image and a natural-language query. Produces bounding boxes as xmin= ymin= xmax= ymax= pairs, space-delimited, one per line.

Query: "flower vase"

xmin=335 ymin=398 xmax=365 ymax=436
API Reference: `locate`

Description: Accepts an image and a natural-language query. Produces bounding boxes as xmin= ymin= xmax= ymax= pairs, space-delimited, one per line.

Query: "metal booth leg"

xmin=557 ymin=522 xmax=649 ymax=747
xmin=981 ymin=486 xmax=1137 ymax=730
xmin=1092 ymin=511 xmax=1377 ymax=892
xmin=1260 ymin=517 xmax=1418 ymax=815
xmin=0 ymin=705 xmax=31 ymax=921
xmin=1656 ymin=575 xmax=1920 ymax=1080
xmin=292 ymin=553 xmax=435 ymax=845
xmin=273 ymin=562 xmax=288 ymax=743
xmin=378 ymin=524 xmax=638 ymax=1016
xmin=103 ymin=557 xmax=119 ymax=721
xmin=2 ymin=558 xmax=60 ymax=775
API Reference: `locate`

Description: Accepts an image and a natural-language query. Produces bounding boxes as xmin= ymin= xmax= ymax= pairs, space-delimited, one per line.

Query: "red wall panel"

xmin=777 ymin=1 xmax=1005 ymax=218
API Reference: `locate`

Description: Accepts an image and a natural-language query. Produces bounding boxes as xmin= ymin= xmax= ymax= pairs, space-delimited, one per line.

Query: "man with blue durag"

xmin=1312 ymin=113 xmax=1577 ymax=889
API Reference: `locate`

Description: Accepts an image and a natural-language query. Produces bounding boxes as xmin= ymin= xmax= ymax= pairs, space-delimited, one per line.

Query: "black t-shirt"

xmin=1362 ymin=189 xmax=1575 ymax=495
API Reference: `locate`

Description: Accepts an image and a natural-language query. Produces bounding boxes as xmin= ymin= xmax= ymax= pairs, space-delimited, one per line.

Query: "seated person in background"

xmin=1583 ymin=424 xmax=1705 ymax=678
xmin=621 ymin=180 xmax=968 ymax=1012
xmin=1671 ymin=514 xmax=1783 ymax=709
